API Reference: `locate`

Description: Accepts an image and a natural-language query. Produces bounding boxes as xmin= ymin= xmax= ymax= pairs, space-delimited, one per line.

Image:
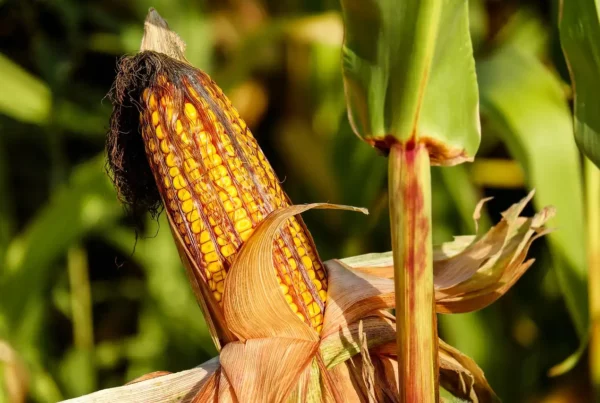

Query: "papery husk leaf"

xmin=358 ymin=321 xmax=377 ymax=403
xmin=436 ymin=209 xmax=555 ymax=313
xmin=434 ymin=191 xmax=538 ymax=290
xmin=60 ymin=358 xmax=220 ymax=403
xmin=141 ymin=9 xmax=188 ymax=63
xmin=337 ymin=192 xmax=554 ymax=314
xmin=472 ymin=197 xmax=493 ymax=233
xmin=370 ymin=340 xmax=496 ymax=403
xmin=288 ymin=359 xmax=320 ymax=403
xmin=438 ymin=339 xmax=499 ymax=403
xmin=338 ymin=234 xmax=476 ymax=280
xmin=328 ymin=361 xmax=363 ymax=403
xmin=337 ymin=350 xmax=399 ymax=403
xmin=219 ymin=337 xmax=318 ymax=403
xmin=370 ymin=354 xmax=400 ymax=402
xmin=223 ymin=203 xmax=366 ymax=342
xmin=320 ymin=315 xmax=395 ymax=369
xmin=287 ymin=357 xmax=343 ymax=403
xmin=287 ymin=361 xmax=312 ymax=403
xmin=126 ymin=371 xmax=171 ymax=385
xmin=322 ymin=260 xmax=394 ymax=335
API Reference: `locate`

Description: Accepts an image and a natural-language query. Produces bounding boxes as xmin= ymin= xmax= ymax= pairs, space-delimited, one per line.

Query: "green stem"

xmin=389 ymin=143 xmax=438 ymax=401
xmin=586 ymin=158 xmax=600 ymax=401
xmin=67 ymin=246 xmax=94 ymax=349
xmin=67 ymin=245 xmax=97 ymax=392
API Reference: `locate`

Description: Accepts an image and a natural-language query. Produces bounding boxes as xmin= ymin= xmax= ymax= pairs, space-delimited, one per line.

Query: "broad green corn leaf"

xmin=340 ymin=0 xmax=479 ymax=164
xmin=477 ymin=46 xmax=587 ymax=336
xmin=0 ymin=53 xmax=51 ymax=124
xmin=559 ymin=0 xmax=600 ymax=168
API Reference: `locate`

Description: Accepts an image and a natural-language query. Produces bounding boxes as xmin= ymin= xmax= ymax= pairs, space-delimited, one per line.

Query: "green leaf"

xmin=0 ymin=138 xmax=13 ymax=263
xmin=0 ymin=53 xmax=51 ymax=124
xmin=0 ymin=155 xmax=122 ymax=327
xmin=477 ymin=46 xmax=588 ymax=336
xmin=339 ymin=0 xmax=480 ymax=164
xmin=559 ymin=0 xmax=600 ymax=168
xmin=418 ymin=0 xmax=480 ymax=164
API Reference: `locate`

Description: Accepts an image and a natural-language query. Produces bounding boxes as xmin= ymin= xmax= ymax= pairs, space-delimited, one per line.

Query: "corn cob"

xmin=138 ymin=69 xmax=327 ymax=332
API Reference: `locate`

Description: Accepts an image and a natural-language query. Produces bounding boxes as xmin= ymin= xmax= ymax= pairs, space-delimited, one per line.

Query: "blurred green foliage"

xmin=0 ymin=0 xmax=591 ymax=401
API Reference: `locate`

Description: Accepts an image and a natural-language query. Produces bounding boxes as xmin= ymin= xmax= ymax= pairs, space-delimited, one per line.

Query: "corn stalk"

xmin=389 ymin=143 xmax=437 ymax=400
xmin=339 ymin=0 xmax=479 ymax=399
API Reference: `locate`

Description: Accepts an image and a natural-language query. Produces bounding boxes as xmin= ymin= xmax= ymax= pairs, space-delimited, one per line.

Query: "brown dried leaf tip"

xmin=107 ymin=40 xmax=327 ymax=331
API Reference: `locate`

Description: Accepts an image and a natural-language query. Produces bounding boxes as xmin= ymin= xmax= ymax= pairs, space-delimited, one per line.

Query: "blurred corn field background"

xmin=0 ymin=0 xmax=591 ymax=401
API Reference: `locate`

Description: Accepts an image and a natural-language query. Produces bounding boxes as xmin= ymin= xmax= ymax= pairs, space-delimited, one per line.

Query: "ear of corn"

xmin=139 ymin=69 xmax=326 ymax=332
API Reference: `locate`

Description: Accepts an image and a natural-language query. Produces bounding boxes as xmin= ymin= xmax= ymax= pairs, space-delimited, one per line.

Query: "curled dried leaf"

xmin=436 ymin=204 xmax=555 ymax=313
xmin=439 ymin=339 xmax=499 ymax=403
xmin=338 ymin=192 xmax=555 ymax=314
xmin=222 ymin=203 xmax=367 ymax=341
xmin=358 ymin=321 xmax=378 ymax=403
xmin=320 ymin=316 xmax=396 ymax=369
xmin=322 ymin=260 xmax=394 ymax=335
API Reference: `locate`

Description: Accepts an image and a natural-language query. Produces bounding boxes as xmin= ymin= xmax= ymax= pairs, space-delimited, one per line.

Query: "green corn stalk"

xmin=339 ymin=0 xmax=479 ymax=399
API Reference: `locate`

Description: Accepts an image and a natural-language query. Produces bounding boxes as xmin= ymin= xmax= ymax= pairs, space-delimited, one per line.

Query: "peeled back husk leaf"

xmin=222 ymin=203 xmax=367 ymax=342
xmin=337 ymin=191 xmax=555 ymax=313
xmin=438 ymin=339 xmax=500 ymax=403
xmin=219 ymin=338 xmax=319 ymax=402
xmin=319 ymin=262 xmax=494 ymax=401
xmin=217 ymin=203 xmax=366 ymax=401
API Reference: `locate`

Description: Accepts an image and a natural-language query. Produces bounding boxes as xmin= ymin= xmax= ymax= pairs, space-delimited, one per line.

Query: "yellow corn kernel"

xmin=177 ymin=189 xmax=191 ymax=201
xmin=160 ymin=139 xmax=170 ymax=154
xmin=319 ymin=290 xmax=327 ymax=301
xmin=191 ymin=220 xmax=202 ymax=234
xmin=208 ymin=262 xmax=222 ymax=273
xmin=288 ymin=258 xmax=297 ymax=270
xmin=201 ymin=241 xmax=215 ymax=254
xmin=311 ymin=314 xmax=323 ymax=327
xmin=307 ymin=302 xmax=320 ymax=317
xmin=156 ymin=125 xmax=165 ymax=139
xmin=181 ymin=200 xmax=194 ymax=213
xmin=221 ymin=244 xmax=235 ymax=257
xmin=216 ymin=281 xmax=225 ymax=293
xmin=184 ymin=103 xmax=197 ymax=119
xmin=235 ymin=218 xmax=252 ymax=232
